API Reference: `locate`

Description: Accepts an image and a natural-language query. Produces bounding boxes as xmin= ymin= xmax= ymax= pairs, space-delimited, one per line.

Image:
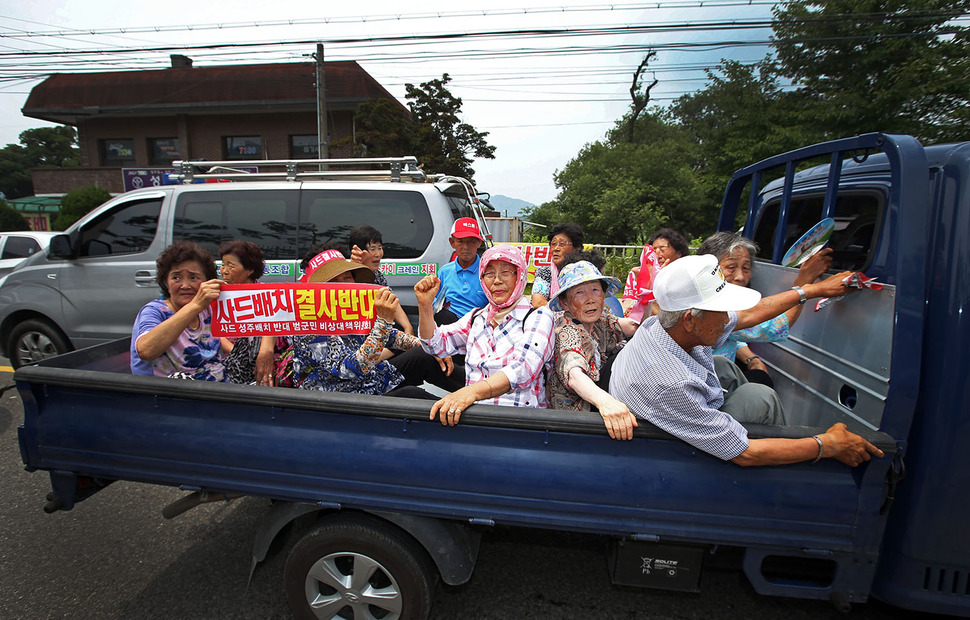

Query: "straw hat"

xmin=305 ymin=249 xmax=375 ymax=284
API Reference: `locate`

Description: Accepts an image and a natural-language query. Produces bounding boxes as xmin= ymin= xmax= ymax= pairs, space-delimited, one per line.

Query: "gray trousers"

xmin=714 ymin=355 xmax=787 ymax=425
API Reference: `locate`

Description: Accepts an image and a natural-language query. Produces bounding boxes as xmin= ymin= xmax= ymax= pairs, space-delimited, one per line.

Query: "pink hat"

xmin=451 ymin=217 xmax=484 ymax=241
xmin=479 ymin=245 xmax=528 ymax=322
xmin=300 ymin=248 xmax=375 ymax=284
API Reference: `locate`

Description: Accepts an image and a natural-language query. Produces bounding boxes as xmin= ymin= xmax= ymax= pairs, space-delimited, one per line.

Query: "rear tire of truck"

xmin=8 ymin=319 xmax=72 ymax=368
xmin=284 ymin=515 xmax=436 ymax=620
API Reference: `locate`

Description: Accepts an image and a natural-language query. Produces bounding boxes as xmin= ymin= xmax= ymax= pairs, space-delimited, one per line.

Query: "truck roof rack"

xmin=169 ymin=156 xmax=426 ymax=183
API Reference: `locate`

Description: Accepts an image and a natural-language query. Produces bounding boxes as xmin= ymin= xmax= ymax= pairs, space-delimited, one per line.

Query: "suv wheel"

xmin=8 ymin=319 xmax=72 ymax=368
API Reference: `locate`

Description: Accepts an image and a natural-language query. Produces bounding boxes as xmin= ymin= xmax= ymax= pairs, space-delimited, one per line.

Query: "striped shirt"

xmin=609 ymin=312 xmax=749 ymax=460
xmin=422 ymin=298 xmax=555 ymax=407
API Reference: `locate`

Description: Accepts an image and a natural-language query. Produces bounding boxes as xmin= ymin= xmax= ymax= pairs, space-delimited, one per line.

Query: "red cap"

xmin=450 ymin=217 xmax=484 ymax=241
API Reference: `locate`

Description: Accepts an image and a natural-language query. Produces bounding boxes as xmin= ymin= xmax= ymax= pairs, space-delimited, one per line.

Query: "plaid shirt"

xmin=422 ymin=298 xmax=555 ymax=408
xmin=609 ymin=312 xmax=749 ymax=460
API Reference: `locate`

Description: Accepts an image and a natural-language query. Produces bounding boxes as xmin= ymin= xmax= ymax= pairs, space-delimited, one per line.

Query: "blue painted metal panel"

xmin=17 ymin=343 xmax=893 ymax=558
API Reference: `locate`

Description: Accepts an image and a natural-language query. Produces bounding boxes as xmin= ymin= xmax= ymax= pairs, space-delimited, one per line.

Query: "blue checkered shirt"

xmin=609 ymin=312 xmax=749 ymax=460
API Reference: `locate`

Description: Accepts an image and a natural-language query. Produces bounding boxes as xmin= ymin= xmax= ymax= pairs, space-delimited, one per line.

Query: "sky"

xmin=0 ymin=0 xmax=778 ymax=205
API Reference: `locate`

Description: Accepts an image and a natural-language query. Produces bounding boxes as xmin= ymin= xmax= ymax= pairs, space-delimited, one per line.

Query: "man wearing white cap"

xmin=610 ymin=254 xmax=884 ymax=467
xmin=433 ymin=217 xmax=488 ymax=324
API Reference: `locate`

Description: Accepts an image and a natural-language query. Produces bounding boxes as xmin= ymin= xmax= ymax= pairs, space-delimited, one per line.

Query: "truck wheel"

xmin=8 ymin=319 xmax=72 ymax=368
xmin=284 ymin=515 xmax=436 ymax=620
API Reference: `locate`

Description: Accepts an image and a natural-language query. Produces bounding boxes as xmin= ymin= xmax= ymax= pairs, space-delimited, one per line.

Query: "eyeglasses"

xmin=482 ymin=269 xmax=517 ymax=282
xmin=549 ymin=240 xmax=573 ymax=248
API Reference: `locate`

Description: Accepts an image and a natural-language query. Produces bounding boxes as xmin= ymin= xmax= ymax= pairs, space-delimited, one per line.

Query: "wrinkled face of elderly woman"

xmin=482 ymin=260 xmax=518 ymax=306
xmin=166 ymin=260 xmax=206 ymax=311
xmin=220 ymin=253 xmax=255 ymax=285
xmin=719 ymin=247 xmax=753 ymax=287
xmin=549 ymin=233 xmax=575 ymax=267
xmin=561 ymin=281 xmax=606 ymax=327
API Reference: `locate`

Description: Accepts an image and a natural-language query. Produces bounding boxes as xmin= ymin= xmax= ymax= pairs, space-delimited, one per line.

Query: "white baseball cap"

xmin=653 ymin=254 xmax=762 ymax=312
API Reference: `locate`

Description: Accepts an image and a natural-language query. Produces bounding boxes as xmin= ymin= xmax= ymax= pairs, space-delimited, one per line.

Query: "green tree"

xmin=772 ymin=0 xmax=970 ymax=142
xmin=405 ymin=74 xmax=496 ymax=180
xmin=0 ymin=125 xmax=80 ymax=200
xmin=0 ymin=199 xmax=30 ymax=231
xmin=55 ymin=184 xmax=110 ymax=230
xmin=20 ymin=126 xmax=81 ymax=167
xmin=0 ymin=144 xmax=34 ymax=199
xmin=528 ymin=111 xmax=710 ymax=244
xmin=337 ymin=98 xmax=415 ymax=157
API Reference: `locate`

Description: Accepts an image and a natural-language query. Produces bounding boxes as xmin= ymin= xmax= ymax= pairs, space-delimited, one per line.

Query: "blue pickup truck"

xmin=15 ymin=134 xmax=970 ymax=618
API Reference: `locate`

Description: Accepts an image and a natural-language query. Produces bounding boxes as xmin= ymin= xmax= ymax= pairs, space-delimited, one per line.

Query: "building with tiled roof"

xmin=23 ymin=57 xmax=406 ymax=194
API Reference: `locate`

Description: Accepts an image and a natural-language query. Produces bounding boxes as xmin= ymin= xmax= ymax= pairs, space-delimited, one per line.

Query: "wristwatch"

xmin=791 ymin=286 xmax=807 ymax=305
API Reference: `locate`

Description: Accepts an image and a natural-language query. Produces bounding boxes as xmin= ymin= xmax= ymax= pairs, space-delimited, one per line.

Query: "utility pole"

xmin=314 ymin=43 xmax=329 ymax=161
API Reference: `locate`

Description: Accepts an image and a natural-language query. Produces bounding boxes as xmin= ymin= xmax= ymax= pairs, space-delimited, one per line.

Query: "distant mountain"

xmin=485 ymin=194 xmax=534 ymax=218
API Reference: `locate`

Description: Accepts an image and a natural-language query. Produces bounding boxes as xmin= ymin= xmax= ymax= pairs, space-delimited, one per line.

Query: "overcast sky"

xmin=0 ymin=0 xmax=777 ymax=205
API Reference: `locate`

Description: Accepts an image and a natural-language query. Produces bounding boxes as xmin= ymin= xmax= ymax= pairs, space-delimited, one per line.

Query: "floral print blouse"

xmin=548 ymin=310 xmax=626 ymax=411
xmin=292 ymin=317 xmax=420 ymax=395
xmin=713 ymin=314 xmax=790 ymax=361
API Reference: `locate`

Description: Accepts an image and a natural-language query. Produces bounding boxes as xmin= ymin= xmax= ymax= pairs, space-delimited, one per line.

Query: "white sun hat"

xmin=653 ymin=254 xmax=762 ymax=312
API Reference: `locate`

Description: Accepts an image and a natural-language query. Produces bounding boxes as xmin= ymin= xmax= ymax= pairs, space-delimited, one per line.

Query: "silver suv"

xmin=0 ymin=157 xmax=485 ymax=367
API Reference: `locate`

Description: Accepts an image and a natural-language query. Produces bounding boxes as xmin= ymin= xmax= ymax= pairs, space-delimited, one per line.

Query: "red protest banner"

xmin=211 ymin=283 xmax=381 ymax=337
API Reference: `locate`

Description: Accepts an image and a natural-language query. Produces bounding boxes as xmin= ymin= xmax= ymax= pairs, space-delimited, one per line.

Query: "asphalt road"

xmin=0 ymin=362 xmax=927 ymax=620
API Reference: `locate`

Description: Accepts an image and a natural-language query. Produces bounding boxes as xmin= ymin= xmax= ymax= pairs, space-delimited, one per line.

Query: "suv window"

xmin=445 ymin=193 xmax=475 ymax=221
xmin=299 ymin=189 xmax=433 ymax=259
xmin=174 ymin=190 xmax=298 ymax=260
xmin=1 ymin=236 xmax=41 ymax=259
xmin=753 ymin=190 xmax=883 ymax=272
xmin=79 ymin=198 xmax=163 ymax=257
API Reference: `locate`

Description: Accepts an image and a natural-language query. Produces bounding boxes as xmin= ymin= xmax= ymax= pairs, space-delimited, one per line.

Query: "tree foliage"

xmin=0 ymin=126 xmax=80 ymax=200
xmin=55 ymin=184 xmax=110 ymax=231
xmin=542 ymin=0 xmax=970 ymax=244
xmin=335 ymin=98 xmax=414 ymax=158
xmin=772 ymin=0 xmax=970 ymax=142
xmin=525 ymin=111 xmax=708 ymax=244
xmin=346 ymin=74 xmax=496 ymax=181
xmin=20 ymin=126 xmax=81 ymax=168
xmin=0 ymin=199 xmax=30 ymax=231
xmin=406 ymin=74 xmax=496 ymax=180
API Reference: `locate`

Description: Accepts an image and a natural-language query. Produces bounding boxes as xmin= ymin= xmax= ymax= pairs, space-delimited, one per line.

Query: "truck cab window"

xmin=79 ymin=198 xmax=162 ymax=257
xmin=754 ymin=191 xmax=882 ymax=272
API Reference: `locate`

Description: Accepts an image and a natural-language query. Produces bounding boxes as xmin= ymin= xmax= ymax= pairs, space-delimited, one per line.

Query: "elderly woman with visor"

xmin=414 ymin=245 xmax=556 ymax=425
xmin=547 ymin=261 xmax=640 ymax=440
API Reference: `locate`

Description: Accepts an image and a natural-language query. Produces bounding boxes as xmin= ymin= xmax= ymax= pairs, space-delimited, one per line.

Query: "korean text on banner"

xmin=211 ymin=283 xmax=380 ymax=337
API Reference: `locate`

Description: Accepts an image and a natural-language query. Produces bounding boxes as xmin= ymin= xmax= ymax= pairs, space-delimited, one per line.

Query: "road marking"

xmin=1 ymin=366 xmax=14 ymax=373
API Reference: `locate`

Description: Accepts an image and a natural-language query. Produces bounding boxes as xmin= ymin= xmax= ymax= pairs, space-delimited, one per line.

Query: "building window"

xmin=290 ymin=135 xmax=319 ymax=159
xmin=149 ymin=138 xmax=180 ymax=165
xmin=101 ymin=139 xmax=135 ymax=165
xmin=225 ymin=136 xmax=262 ymax=160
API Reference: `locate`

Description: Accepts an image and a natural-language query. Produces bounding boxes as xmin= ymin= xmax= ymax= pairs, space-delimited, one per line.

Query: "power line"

xmin=0 ymin=1 xmax=779 ymax=38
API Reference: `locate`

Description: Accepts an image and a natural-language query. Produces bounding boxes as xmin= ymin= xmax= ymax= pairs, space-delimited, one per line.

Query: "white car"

xmin=0 ymin=231 xmax=57 ymax=277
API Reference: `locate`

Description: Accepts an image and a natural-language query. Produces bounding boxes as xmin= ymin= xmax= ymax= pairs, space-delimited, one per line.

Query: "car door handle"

xmin=134 ymin=270 xmax=156 ymax=286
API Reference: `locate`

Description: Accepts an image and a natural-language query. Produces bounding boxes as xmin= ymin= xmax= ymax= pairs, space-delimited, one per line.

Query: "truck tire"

xmin=8 ymin=319 xmax=72 ymax=368
xmin=284 ymin=515 xmax=436 ymax=620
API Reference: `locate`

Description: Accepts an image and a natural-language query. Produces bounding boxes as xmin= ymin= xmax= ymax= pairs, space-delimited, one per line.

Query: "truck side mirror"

xmin=49 ymin=234 xmax=77 ymax=259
